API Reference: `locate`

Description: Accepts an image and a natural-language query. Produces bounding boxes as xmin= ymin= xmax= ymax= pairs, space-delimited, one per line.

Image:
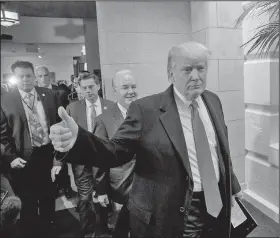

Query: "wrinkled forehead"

xmin=36 ymin=67 xmax=49 ymax=75
xmin=14 ymin=67 xmax=34 ymax=75
xmin=116 ymin=72 xmax=136 ymax=86
xmin=80 ymin=78 xmax=97 ymax=86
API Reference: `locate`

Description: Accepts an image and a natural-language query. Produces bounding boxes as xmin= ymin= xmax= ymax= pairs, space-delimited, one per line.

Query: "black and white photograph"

xmin=0 ymin=1 xmax=279 ymax=238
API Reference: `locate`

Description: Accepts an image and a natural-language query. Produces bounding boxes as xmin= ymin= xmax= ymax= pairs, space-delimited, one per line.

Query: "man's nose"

xmin=128 ymin=87 xmax=135 ymax=94
xmin=190 ymin=69 xmax=199 ymax=80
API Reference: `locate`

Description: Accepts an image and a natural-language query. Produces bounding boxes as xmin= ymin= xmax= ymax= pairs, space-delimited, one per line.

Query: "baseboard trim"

xmin=243 ymin=189 xmax=279 ymax=223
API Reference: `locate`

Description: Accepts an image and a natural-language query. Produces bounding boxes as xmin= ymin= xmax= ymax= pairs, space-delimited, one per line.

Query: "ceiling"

xmin=3 ymin=1 xmax=97 ymax=19
xmin=1 ymin=42 xmax=84 ymax=57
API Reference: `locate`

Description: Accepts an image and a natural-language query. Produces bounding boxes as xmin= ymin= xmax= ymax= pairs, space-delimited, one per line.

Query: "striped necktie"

xmin=90 ymin=104 xmax=96 ymax=131
xmin=24 ymin=93 xmax=46 ymax=147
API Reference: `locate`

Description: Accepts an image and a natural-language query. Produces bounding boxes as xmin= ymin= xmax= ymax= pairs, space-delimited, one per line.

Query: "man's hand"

xmin=10 ymin=158 xmax=26 ymax=169
xmin=51 ymin=166 xmax=62 ymax=182
xmin=49 ymin=107 xmax=78 ymax=152
xmin=232 ymin=191 xmax=243 ymax=206
xmin=98 ymin=194 xmax=110 ymax=207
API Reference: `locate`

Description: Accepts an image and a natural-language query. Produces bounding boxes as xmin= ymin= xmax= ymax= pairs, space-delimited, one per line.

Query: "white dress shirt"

xmin=85 ymin=97 xmax=102 ymax=132
xmin=173 ymin=86 xmax=220 ymax=191
xmin=18 ymin=88 xmax=50 ymax=145
xmin=117 ymin=102 xmax=127 ymax=119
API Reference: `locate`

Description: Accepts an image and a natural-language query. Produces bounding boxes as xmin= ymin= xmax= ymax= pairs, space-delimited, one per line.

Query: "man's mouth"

xmin=188 ymin=85 xmax=201 ymax=89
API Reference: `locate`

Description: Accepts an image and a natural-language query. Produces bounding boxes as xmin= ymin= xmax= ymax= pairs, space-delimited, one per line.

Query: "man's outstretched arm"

xmin=50 ymin=102 xmax=142 ymax=168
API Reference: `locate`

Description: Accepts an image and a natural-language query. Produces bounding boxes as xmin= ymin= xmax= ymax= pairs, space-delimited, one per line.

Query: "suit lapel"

xmin=159 ymin=86 xmax=192 ymax=175
xmin=35 ymin=87 xmax=50 ymax=128
xmin=113 ymin=104 xmax=124 ymax=128
xmin=201 ymin=92 xmax=230 ymax=161
xmin=100 ymin=98 xmax=110 ymax=114
xmin=78 ymin=99 xmax=88 ymax=130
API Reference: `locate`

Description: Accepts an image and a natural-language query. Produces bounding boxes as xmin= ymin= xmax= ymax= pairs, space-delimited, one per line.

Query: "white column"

xmin=191 ymin=1 xmax=246 ymax=190
xmin=96 ymin=1 xmax=192 ymax=101
xmin=242 ymin=1 xmax=279 ymax=223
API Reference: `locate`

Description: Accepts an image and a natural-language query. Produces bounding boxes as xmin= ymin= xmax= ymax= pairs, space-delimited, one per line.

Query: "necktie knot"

xmin=190 ymin=100 xmax=198 ymax=110
xmin=24 ymin=93 xmax=35 ymax=109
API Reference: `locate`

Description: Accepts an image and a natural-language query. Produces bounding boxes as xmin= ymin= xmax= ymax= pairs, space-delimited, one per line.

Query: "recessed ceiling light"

xmin=38 ymin=55 xmax=42 ymax=58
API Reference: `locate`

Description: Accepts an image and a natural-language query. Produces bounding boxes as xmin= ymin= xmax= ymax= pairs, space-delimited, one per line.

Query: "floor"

xmin=54 ymin=196 xmax=279 ymax=238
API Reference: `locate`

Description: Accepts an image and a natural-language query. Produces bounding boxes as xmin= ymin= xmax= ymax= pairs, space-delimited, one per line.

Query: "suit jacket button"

xmin=179 ymin=207 xmax=185 ymax=213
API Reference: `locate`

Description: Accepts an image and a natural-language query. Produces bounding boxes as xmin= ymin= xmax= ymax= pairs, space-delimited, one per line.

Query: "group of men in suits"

xmin=51 ymin=70 xmax=138 ymax=238
xmin=50 ymin=41 xmax=242 ymax=238
xmin=1 ymin=61 xmax=63 ymax=238
xmin=0 ymin=62 xmax=81 ymax=238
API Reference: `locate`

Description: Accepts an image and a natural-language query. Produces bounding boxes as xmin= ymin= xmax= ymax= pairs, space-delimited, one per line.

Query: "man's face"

xmin=14 ymin=67 xmax=35 ymax=92
xmin=80 ymin=78 xmax=100 ymax=103
xmin=36 ymin=68 xmax=51 ymax=88
xmin=115 ymin=73 xmax=138 ymax=109
xmin=171 ymin=52 xmax=207 ymax=101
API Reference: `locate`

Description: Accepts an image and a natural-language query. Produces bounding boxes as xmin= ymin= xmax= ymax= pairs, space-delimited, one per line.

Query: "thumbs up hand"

xmin=49 ymin=107 xmax=78 ymax=152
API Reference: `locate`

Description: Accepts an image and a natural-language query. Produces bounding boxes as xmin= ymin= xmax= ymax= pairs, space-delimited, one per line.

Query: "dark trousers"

xmin=72 ymin=164 xmax=96 ymax=236
xmin=113 ymin=203 xmax=130 ymax=238
xmin=183 ymin=192 xmax=224 ymax=238
xmin=55 ymin=163 xmax=71 ymax=191
xmin=11 ymin=145 xmax=55 ymax=238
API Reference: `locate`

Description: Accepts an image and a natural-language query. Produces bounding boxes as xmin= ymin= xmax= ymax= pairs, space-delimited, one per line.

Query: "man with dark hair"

xmin=51 ymin=74 xmax=114 ymax=238
xmin=1 ymin=60 xmax=62 ymax=238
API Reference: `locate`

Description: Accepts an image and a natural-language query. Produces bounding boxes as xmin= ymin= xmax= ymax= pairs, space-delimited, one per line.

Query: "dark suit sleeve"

xmin=67 ymin=101 xmax=142 ymax=168
xmin=57 ymin=89 xmax=69 ymax=109
xmin=218 ymin=97 xmax=241 ymax=195
xmin=92 ymin=116 xmax=110 ymax=196
xmin=0 ymin=108 xmax=17 ymax=166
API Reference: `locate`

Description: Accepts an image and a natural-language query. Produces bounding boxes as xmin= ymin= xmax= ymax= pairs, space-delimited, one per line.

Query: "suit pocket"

xmin=128 ymin=199 xmax=152 ymax=225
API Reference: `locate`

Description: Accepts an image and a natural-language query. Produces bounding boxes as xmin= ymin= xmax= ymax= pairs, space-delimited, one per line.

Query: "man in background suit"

xmin=93 ymin=69 xmax=137 ymax=238
xmin=51 ymin=74 xmax=114 ymax=238
xmin=35 ymin=66 xmax=75 ymax=199
xmin=35 ymin=66 xmax=69 ymax=108
xmin=1 ymin=61 xmax=61 ymax=238
xmin=50 ymin=41 xmax=242 ymax=238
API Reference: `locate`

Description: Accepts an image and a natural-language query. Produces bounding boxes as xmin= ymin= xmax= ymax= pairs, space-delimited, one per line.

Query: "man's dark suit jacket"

xmin=93 ymin=103 xmax=136 ymax=204
xmin=1 ymin=87 xmax=61 ymax=165
xmin=53 ymin=97 xmax=115 ymax=169
xmin=66 ymin=85 xmax=241 ymax=238
xmin=51 ymin=84 xmax=69 ymax=108
xmin=1 ymin=87 xmax=61 ymax=193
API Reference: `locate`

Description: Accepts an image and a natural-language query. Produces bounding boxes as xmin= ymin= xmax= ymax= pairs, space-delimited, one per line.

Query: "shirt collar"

xmin=47 ymin=84 xmax=52 ymax=89
xmin=18 ymin=87 xmax=36 ymax=99
xmin=117 ymin=102 xmax=128 ymax=118
xmin=85 ymin=96 xmax=101 ymax=108
xmin=173 ymin=85 xmax=200 ymax=109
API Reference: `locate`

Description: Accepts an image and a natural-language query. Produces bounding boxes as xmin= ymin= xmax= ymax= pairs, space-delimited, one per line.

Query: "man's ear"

xmin=169 ymin=71 xmax=175 ymax=83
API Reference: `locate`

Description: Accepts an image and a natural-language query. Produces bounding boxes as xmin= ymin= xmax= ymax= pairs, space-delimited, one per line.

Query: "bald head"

xmin=35 ymin=66 xmax=51 ymax=88
xmin=112 ymin=69 xmax=138 ymax=109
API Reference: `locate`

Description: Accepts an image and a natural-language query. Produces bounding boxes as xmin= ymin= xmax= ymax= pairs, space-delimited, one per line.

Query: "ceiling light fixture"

xmin=1 ymin=2 xmax=20 ymax=27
